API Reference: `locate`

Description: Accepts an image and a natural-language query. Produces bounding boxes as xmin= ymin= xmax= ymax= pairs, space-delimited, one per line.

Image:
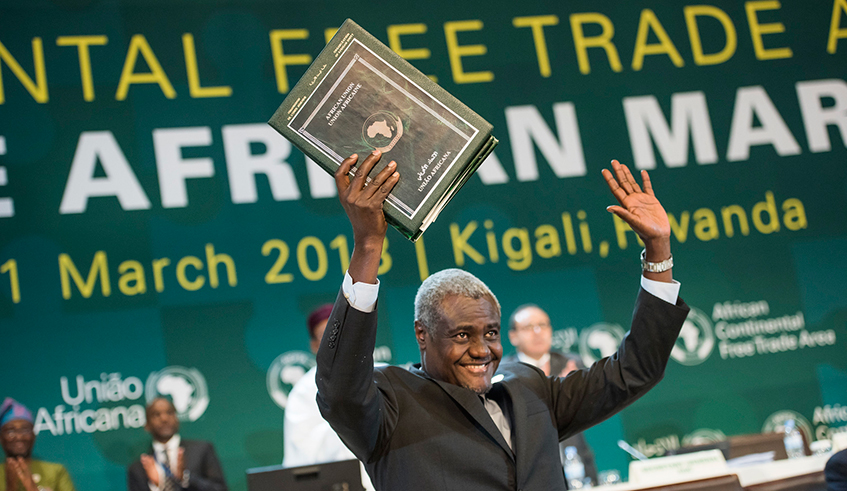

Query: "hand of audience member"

xmin=140 ymin=454 xmax=160 ymax=486
xmin=175 ymin=448 xmax=185 ymax=481
xmin=7 ymin=457 xmax=39 ymax=491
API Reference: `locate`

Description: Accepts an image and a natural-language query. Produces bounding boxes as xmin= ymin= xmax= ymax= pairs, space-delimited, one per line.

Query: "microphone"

xmin=617 ymin=440 xmax=648 ymax=461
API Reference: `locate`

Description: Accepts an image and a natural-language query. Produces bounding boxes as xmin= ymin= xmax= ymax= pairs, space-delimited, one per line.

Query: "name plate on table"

xmin=629 ymin=449 xmax=730 ymax=486
xmin=833 ymin=432 xmax=847 ymax=451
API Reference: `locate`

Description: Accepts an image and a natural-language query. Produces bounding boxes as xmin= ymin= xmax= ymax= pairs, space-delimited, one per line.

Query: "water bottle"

xmin=563 ymin=445 xmax=587 ymax=489
xmin=783 ymin=419 xmax=805 ymax=459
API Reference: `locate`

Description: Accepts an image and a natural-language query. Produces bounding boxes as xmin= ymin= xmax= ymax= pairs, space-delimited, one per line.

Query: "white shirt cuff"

xmin=342 ymin=271 xmax=380 ymax=313
xmin=640 ymin=276 xmax=681 ymax=304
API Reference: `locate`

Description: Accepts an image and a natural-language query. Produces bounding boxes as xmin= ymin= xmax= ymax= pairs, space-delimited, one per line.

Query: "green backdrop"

xmin=1 ymin=0 xmax=846 ymax=489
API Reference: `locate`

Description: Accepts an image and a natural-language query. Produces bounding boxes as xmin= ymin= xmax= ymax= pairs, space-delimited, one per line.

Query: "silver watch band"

xmin=641 ymin=249 xmax=673 ymax=273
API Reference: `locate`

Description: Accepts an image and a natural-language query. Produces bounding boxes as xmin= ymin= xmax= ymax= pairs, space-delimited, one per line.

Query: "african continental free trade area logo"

xmin=682 ymin=428 xmax=728 ymax=446
xmin=578 ymin=322 xmax=627 ymax=366
xmin=33 ymin=365 xmax=209 ymax=436
xmin=763 ymin=410 xmax=814 ymax=445
xmin=567 ymin=306 xmax=717 ymax=367
xmin=628 ymin=410 xmax=831 ymax=459
xmin=670 ymin=307 xmax=716 ymax=366
xmin=572 ymin=306 xmax=715 ymax=367
xmin=632 ymin=428 xmax=728 ymax=458
xmin=267 ymin=351 xmax=316 ymax=409
xmin=266 ymin=347 xmax=395 ymax=409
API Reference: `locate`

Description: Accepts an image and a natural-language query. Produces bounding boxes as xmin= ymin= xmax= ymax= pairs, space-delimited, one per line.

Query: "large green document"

xmin=270 ymin=19 xmax=497 ymax=241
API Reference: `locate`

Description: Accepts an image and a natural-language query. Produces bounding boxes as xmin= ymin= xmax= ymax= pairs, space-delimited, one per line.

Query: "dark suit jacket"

xmin=826 ymin=448 xmax=847 ymax=491
xmin=501 ymin=352 xmax=598 ymax=486
xmin=127 ymin=439 xmax=228 ymax=491
xmin=317 ymin=287 xmax=689 ymax=491
xmin=501 ymin=352 xmax=572 ymax=380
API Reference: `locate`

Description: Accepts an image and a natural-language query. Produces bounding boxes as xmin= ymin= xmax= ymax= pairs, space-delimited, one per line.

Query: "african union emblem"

xmin=578 ymin=322 xmax=627 ymax=366
xmin=763 ymin=410 xmax=813 ymax=445
xmin=682 ymin=428 xmax=727 ymax=446
xmin=362 ymin=111 xmax=403 ymax=152
xmin=671 ymin=307 xmax=715 ymax=366
xmin=267 ymin=351 xmax=315 ymax=409
xmin=145 ymin=366 xmax=209 ymax=422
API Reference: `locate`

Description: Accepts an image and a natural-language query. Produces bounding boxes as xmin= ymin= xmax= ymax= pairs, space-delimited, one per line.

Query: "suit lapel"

xmin=180 ymin=440 xmax=198 ymax=472
xmin=411 ymin=366 xmax=514 ymax=459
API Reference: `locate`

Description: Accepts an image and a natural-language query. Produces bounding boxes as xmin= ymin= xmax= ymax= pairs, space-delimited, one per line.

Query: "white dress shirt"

xmin=283 ymin=366 xmax=376 ymax=491
xmin=283 ymin=367 xmax=358 ymax=467
xmin=516 ymin=351 xmax=551 ymax=369
xmin=148 ymin=434 xmax=181 ymax=491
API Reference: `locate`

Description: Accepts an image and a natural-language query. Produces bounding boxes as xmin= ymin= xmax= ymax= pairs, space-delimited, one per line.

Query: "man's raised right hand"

xmin=334 ymin=150 xmax=399 ymax=284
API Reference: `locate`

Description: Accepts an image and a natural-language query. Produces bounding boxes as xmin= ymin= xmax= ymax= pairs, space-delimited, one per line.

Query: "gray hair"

xmin=414 ymin=269 xmax=501 ymax=334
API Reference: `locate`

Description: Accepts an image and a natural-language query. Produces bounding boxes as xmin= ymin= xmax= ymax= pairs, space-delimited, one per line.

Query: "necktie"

xmin=160 ymin=450 xmax=177 ymax=491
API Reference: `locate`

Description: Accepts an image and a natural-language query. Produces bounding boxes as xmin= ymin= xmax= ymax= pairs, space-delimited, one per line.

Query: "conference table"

xmin=591 ymin=452 xmax=830 ymax=491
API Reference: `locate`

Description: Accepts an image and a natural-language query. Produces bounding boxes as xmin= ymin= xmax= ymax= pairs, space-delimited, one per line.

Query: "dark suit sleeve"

xmin=826 ymin=449 xmax=847 ymax=491
xmin=550 ymin=288 xmax=690 ymax=439
xmin=186 ymin=442 xmax=228 ymax=491
xmin=315 ymin=288 xmax=398 ymax=463
xmin=127 ymin=460 xmax=149 ymax=491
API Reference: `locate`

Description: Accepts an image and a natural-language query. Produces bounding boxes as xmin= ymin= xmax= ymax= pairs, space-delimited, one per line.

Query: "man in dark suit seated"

xmin=317 ymin=151 xmax=689 ymax=490
xmin=127 ymin=398 xmax=227 ymax=491
xmin=826 ymin=448 xmax=847 ymax=491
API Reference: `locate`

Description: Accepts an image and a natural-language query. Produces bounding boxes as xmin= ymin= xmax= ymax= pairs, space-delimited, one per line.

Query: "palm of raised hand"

xmin=603 ymin=160 xmax=670 ymax=242
xmin=618 ymin=191 xmax=670 ymax=240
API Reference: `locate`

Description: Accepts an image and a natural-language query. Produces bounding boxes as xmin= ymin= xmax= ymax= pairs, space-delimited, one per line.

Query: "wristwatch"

xmin=641 ymin=249 xmax=673 ymax=273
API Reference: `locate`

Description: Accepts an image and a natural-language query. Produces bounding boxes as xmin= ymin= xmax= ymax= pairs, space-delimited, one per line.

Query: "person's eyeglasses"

xmin=515 ymin=322 xmax=552 ymax=333
xmin=1 ymin=427 xmax=34 ymax=437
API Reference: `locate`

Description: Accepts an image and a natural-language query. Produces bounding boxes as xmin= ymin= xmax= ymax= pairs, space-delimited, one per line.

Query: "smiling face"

xmin=416 ymin=294 xmax=502 ymax=394
xmin=0 ymin=419 xmax=35 ymax=458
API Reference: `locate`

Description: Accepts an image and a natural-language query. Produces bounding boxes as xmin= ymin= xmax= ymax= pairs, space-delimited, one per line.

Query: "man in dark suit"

xmin=503 ymin=304 xmax=580 ymax=378
xmin=128 ymin=398 xmax=227 ymax=491
xmin=503 ymin=306 xmax=599 ymax=488
xmin=317 ymin=152 xmax=689 ymax=490
xmin=826 ymin=448 xmax=847 ymax=491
